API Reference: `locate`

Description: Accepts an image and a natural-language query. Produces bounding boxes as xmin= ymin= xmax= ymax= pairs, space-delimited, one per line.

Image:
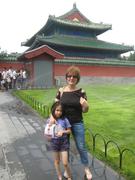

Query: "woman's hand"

xmin=80 ymin=97 xmax=89 ymax=113
xmin=80 ymin=97 xmax=86 ymax=105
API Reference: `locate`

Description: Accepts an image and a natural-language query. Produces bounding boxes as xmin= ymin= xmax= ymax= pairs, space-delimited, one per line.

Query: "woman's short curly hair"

xmin=65 ymin=65 xmax=80 ymax=84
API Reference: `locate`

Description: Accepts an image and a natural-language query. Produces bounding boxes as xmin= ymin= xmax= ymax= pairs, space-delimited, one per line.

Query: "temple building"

xmin=2 ymin=3 xmax=134 ymax=87
xmin=22 ymin=3 xmax=133 ymax=59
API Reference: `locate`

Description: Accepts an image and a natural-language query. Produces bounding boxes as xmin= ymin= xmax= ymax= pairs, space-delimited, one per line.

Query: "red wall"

xmin=0 ymin=62 xmax=24 ymax=70
xmin=54 ymin=64 xmax=135 ymax=77
xmin=1 ymin=61 xmax=135 ymax=79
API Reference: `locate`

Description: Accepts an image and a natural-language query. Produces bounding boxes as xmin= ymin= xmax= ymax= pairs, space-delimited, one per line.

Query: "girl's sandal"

xmin=63 ymin=172 xmax=72 ymax=180
xmin=63 ymin=172 xmax=68 ymax=179
xmin=58 ymin=175 xmax=63 ymax=180
xmin=63 ymin=175 xmax=72 ymax=180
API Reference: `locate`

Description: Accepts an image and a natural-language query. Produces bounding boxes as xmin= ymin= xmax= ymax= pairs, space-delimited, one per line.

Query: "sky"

xmin=0 ymin=0 xmax=135 ymax=55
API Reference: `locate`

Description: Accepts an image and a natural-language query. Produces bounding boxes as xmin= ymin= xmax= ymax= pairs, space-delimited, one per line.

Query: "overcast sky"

xmin=0 ymin=0 xmax=134 ymax=55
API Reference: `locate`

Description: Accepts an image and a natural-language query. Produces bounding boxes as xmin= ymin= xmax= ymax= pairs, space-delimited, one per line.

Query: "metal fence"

xmin=14 ymin=92 xmax=50 ymax=118
xmin=85 ymin=128 xmax=135 ymax=169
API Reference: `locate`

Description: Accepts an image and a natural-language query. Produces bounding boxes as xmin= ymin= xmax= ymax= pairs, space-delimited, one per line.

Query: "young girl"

xmin=45 ymin=101 xmax=72 ymax=180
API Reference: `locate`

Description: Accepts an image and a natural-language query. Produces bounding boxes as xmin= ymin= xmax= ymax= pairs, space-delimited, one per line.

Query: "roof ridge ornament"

xmin=73 ymin=3 xmax=77 ymax=9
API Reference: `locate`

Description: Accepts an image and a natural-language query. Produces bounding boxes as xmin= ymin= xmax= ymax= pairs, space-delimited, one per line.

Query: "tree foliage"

xmin=0 ymin=47 xmax=20 ymax=59
xmin=127 ymin=51 xmax=135 ymax=61
xmin=0 ymin=47 xmax=8 ymax=58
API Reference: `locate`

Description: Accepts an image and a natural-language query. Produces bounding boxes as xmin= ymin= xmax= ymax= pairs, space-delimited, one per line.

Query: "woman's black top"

xmin=55 ymin=88 xmax=87 ymax=125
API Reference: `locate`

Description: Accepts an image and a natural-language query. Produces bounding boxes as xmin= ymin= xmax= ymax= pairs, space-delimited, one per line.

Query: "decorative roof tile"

xmin=55 ymin=57 xmax=135 ymax=66
xmin=49 ymin=16 xmax=112 ymax=31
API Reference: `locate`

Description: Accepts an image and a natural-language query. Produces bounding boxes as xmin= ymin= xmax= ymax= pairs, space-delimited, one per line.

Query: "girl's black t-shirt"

xmin=56 ymin=88 xmax=87 ymax=125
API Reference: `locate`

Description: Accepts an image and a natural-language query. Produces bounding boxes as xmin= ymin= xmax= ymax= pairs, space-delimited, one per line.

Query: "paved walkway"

xmin=0 ymin=91 xmax=126 ymax=180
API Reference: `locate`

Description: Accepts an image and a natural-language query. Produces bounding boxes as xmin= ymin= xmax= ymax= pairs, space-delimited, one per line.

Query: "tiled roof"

xmin=23 ymin=16 xmax=111 ymax=47
xmin=37 ymin=34 xmax=133 ymax=53
xmin=55 ymin=57 xmax=135 ymax=66
xmin=49 ymin=16 xmax=112 ymax=31
xmin=23 ymin=10 xmax=112 ymax=47
xmin=24 ymin=45 xmax=64 ymax=59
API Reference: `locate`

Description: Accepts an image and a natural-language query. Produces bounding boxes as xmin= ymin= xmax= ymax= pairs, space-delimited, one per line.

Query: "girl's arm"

xmin=63 ymin=127 xmax=71 ymax=134
xmin=48 ymin=115 xmax=56 ymax=125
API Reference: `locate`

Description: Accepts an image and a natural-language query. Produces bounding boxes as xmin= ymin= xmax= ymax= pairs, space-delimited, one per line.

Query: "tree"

xmin=0 ymin=48 xmax=8 ymax=58
xmin=127 ymin=51 xmax=135 ymax=61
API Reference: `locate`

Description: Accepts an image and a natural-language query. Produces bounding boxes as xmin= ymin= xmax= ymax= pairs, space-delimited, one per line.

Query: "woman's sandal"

xmin=84 ymin=174 xmax=92 ymax=180
xmin=84 ymin=169 xmax=92 ymax=180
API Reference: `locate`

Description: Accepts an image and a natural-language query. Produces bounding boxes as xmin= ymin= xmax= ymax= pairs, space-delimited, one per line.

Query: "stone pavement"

xmin=0 ymin=91 xmax=126 ymax=180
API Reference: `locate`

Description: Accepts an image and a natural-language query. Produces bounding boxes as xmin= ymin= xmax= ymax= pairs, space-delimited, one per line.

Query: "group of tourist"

xmin=44 ymin=66 xmax=92 ymax=180
xmin=0 ymin=67 xmax=28 ymax=91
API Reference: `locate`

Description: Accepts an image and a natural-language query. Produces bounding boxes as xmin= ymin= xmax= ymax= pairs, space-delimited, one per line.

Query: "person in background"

xmin=45 ymin=101 xmax=72 ymax=180
xmin=22 ymin=69 xmax=27 ymax=89
xmin=12 ymin=69 xmax=17 ymax=89
xmin=16 ymin=69 xmax=23 ymax=90
xmin=54 ymin=65 xmax=92 ymax=180
xmin=0 ymin=70 xmax=2 ymax=90
xmin=2 ymin=67 xmax=8 ymax=91
xmin=7 ymin=66 xmax=13 ymax=89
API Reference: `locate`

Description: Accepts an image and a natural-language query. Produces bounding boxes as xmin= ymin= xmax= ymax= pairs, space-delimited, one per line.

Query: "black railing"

xmin=85 ymin=128 xmax=135 ymax=170
xmin=14 ymin=93 xmax=50 ymax=118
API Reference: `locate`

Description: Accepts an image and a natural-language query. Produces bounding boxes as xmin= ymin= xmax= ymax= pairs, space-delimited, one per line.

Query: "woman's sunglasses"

xmin=67 ymin=75 xmax=78 ymax=79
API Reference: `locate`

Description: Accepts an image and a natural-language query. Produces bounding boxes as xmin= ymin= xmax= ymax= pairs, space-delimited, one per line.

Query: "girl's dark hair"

xmin=51 ymin=101 xmax=65 ymax=119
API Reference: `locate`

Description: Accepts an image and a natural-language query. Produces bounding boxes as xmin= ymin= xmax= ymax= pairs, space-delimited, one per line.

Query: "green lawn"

xmin=14 ymin=84 xmax=135 ymax=180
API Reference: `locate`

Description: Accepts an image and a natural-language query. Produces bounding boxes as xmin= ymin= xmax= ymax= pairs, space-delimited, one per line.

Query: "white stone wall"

xmin=55 ymin=76 xmax=135 ymax=86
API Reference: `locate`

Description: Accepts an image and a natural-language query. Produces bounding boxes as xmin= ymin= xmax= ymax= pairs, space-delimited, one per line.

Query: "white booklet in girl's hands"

xmin=44 ymin=123 xmax=56 ymax=138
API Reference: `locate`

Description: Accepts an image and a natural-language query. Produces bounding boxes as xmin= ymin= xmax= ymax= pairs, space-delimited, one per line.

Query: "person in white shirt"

xmin=22 ymin=69 xmax=27 ymax=89
xmin=12 ymin=69 xmax=17 ymax=89
xmin=2 ymin=67 xmax=8 ymax=90
xmin=7 ymin=67 xmax=13 ymax=89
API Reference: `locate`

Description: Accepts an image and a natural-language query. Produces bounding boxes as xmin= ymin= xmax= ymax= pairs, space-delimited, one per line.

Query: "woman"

xmin=55 ymin=65 xmax=92 ymax=180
